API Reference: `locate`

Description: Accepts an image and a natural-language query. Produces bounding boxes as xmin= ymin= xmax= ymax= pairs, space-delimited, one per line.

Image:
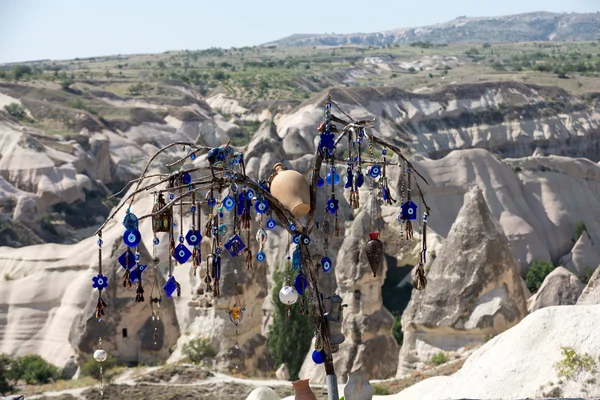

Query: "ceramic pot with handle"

xmin=268 ymin=163 xmax=311 ymax=218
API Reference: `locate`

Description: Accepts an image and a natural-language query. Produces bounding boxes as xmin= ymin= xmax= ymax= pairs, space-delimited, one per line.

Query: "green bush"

xmin=182 ymin=337 xmax=215 ymax=364
xmin=268 ymin=263 xmax=313 ymax=381
xmin=10 ymin=354 xmax=59 ymax=384
xmin=573 ymin=221 xmax=587 ymax=242
xmin=555 ymin=346 xmax=596 ymax=379
xmin=579 ymin=267 xmax=595 ymax=285
xmin=525 ymin=260 xmax=555 ymax=293
xmin=3 ymin=103 xmax=26 ymax=120
xmin=391 ymin=311 xmax=403 ymax=346
xmin=431 ymin=351 xmax=449 ymax=366
xmin=372 ymin=384 xmax=390 ymax=395
xmin=0 ymin=354 xmax=14 ymax=395
xmin=80 ymin=354 xmax=117 ymax=380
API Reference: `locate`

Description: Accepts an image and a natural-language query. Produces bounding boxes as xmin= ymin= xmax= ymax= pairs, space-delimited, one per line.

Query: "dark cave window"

xmin=122 ymin=328 xmax=128 ymax=338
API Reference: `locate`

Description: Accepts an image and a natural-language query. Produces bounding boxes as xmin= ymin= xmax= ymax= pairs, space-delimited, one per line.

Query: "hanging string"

xmin=405 ymin=167 xmax=413 ymax=240
xmin=95 ymin=230 xmax=107 ymax=321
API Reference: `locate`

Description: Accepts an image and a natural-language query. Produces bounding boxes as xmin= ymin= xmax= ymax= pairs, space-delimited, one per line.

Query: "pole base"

xmin=326 ymin=374 xmax=339 ymax=400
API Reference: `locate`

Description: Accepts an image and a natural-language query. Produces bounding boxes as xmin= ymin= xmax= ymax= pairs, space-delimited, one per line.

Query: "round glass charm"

xmin=255 ymin=199 xmax=269 ymax=214
xmin=312 ymin=349 xmax=325 ymax=364
xmin=123 ymin=229 xmax=141 ymax=248
xmin=255 ymin=251 xmax=266 ymax=262
xmin=266 ymin=219 xmax=276 ymax=229
xmin=321 ymin=257 xmax=333 ymax=273
xmin=94 ymin=349 xmax=107 ymax=363
xmin=279 ymin=286 xmax=299 ymax=305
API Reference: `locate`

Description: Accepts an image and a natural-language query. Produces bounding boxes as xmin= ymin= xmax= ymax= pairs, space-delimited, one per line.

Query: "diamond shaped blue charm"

xmin=130 ymin=264 xmax=147 ymax=283
xmin=255 ymin=251 xmax=266 ymax=262
xmin=185 ymin=230 xmax=202 ymax=246
xmin=118 ymin=250 xmax=136 ymax=270
xmin=356 ymin=171 xmax=364 ymax=187
xmin=247 ymin=189 xmax=255 ymax=200
xmin=223 ymin=196 xmax=235 ymax=211
xmin=255 ymin=199 xmax=269 ymax=214
xmin=224 ymin=234 xmax=246 ymax=257
xmin=321 ymin=257 xmax=333 ymax=273
xmin=173 ymin=243 xmax=192 ymax=264
xmin=163 ymin=276 xmax=177 ymax=298
xmin=123 ymin=229 xmax=141 ymax=248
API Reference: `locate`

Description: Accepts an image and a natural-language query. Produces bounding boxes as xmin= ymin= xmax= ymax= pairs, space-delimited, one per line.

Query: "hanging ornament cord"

xmin=331 ymin=157 xmax=339 ymax=237
xmin=405 ymin=167 xmax=413 ymax=240
xmin=98 ymin=337 xmax=105 ymax=396
xmin=95 ymin=231 xmax=106 ymax=321
xmin=399 ymin=159 xmax=406 ymax=238
xmin=150 ymin=230 xmax=161 ymax=346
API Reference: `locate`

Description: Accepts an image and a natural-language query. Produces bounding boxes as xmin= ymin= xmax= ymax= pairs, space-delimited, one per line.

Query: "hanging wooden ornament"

xmin=365 ymin=232 xmax=383 ymax=277
xmin=152 ymin=192 xmax=172 ymax=233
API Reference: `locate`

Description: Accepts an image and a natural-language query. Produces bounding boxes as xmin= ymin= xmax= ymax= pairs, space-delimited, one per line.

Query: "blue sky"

xmin=0 ymin=0 xmax=597 ymax=63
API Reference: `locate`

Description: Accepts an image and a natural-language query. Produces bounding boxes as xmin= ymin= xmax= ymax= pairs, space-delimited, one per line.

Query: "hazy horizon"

xmin=0 ymin=0 xmax=598 ymax=64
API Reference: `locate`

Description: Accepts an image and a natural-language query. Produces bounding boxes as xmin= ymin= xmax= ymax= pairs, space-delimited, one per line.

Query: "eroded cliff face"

xmin=1 ymin=81 xmax=600 ymax=377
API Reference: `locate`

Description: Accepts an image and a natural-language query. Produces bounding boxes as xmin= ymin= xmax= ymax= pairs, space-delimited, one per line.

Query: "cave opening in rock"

xmin=122 ymin=328 xmax=128 ymax=338
xmin=382 ymin=253 xmax=415 ymax=316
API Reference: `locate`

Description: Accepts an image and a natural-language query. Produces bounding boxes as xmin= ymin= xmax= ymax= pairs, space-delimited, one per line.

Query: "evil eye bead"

xmin=301 ymin=235 xmax=311 ymax=245
xmin=123 ymin=229 xmax=141 ymax=248
xmin=218 ymin=224 xmax=228 ymax=235
xmin=134 ymin=252 xmax=141 ymax=262
xmin=317 ymin=176 xmax=324 ymax=187
xmin=179 ymin=235 xmax=185 ymax=243
xmin=368 ymin=165 xmax=381 ymax=179
xmin=182 ymin=172 xmax=192 ymax=185
xmin=186 ymin=229 xmax=202 ymax=246
xmin=293 ymin=235 xmax=301 ymax=244
xmin=207 ymin=198 xmax=217 ymax=207
xmin=247 ymin=189 xmax=255 ymax=200
xmin=255 ymin=251 xmax=266 ymax=262
xmin=255 ymin=199 xmax=269 ymax=214
xmin=215 ymin=247 xmax=222 ymax=255
xmin=321 ymin=257 xmax=333 ymax=273
xmin=223 ymin=196 xmax=235 ymax=211
xmin=153 ymin=237 xmax=160 ymax=245
xmin=190 ymin=205 xmax=196 ymax=212
xmin=173 ymin=244 xmax=192 ymax=264
xmin=169 ymin=192 xmax=175 ymax=201
xmin=190 ymin=152 xmax=196 ymax=161
xmin=382 ymin=148 xmax=388 ymax=156
xmin=266 ymin=219 xmax=276 ymax=229
xmin=326 ymin=171 xmax=340 ymax=186
xmin=289 ymin=223 xmax=296 ymax=232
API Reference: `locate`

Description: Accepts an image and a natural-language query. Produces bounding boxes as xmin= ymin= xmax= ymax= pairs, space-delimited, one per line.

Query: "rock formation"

xmin=559 ymin=232 xmax=600 ymax=276
xmin=391 ymin=306 xmax=600 ymax=400
xmin=299 ymin=198 xmax=399 ymax=383
xmin=576 ymin=266 xmax=600 ymax=305
xmin=398 ymin=186 xmax=527 ymax=375
xmin=528 ymin=267 xmax=583 ymax=312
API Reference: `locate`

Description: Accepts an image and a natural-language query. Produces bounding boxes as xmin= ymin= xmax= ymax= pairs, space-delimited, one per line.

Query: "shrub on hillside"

xmin=525 ymin=260 xmax=555 ymax=293
xmin=0 ymin=354 xmax=13 ymax=395
xmin=80 ymin=354 xmax=117 ymax=380
xmin=573 ymin=221 xmax=587 ymax=242
xmin=182 ymin=337 xmax=216 ymax=365
xmin=10 ymin=354 xmax=59 ymax=384
xmin=431 ymin=351 xmax=449 ymax=366
xmin=3 ymin=103 xmax=26 ymax=120
xmin=391 ymin=311 xmax=403 ymax=346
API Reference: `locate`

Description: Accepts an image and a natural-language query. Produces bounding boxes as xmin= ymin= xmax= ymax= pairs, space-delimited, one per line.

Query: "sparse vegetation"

xmin=3 ymin=103 xmax=27 ymax=120
xmin=554 ymin=346 xmax=596 ymax=379
xmin=579 ymin=267 xmax=595 ymax=285
xmin=573 ymin=221 xmax=588 ymax=242
xmin=7 ymin=354 xmax=59 ymax=385
xmin=431 ymin=351 xmax=449 ymax=366
xmin=80 ymin=354 xmax=118 ymax=380
xmin=372 ymin=384 xmax=390 ymax=395
xmin=181 ymin=337 xmax=216 ymax=365
xmin=526 ymin=259 xmax=555 ymax=293
xmin=3 ymin=273 xmax=11 ymax=281
xmin=392 ymin=311 xmax=403 ymax=346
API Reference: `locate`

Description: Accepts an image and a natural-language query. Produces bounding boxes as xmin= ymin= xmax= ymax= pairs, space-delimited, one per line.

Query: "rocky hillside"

xmin=265 ymin=12 xmax=600 ymax=47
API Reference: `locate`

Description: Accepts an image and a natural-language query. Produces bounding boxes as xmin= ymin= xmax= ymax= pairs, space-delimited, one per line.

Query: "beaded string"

xmin=95 ymin=231 xmax=107 ymax=321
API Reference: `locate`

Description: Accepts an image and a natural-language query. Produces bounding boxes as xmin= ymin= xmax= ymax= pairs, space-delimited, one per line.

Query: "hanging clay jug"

xmin=365 ymin=232 xmax=383 ymax=277
xmin=343 ymin=372 xmax=373 ymax=400
xmin=292 ymin=379 xmax=317 ymax=400
xmin=268 ymin=163 xmax=311 ymax=218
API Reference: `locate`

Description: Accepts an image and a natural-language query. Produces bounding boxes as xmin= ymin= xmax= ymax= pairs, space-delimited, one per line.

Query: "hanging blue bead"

xmin=173 ymin=244 xmax=192 ymax=264
xmin=223 ymin=196 xmax=235 ymax=211
xmin=356 ymin=171 xmax=364 ymax=188
xmin=207 ymin=198 xmax=217 ymax=207
xmin=179 ymin=235 xmax=185 ymax=243
xmin=312 ymin=349 xmax=325 ymax=364
xmin=247 ymin=189 xmax=255 ymax=200
xmin=215 ymin=247 xmax=222 ymax=255
xmin=266 ymin=219 xmax=276 ymax=229
xmin=289 ymin=223 xmax=296 ymax=232
xmin=163 ymin=276 xmax=177 ymax=298
xmin=255 ymin=251 xmax=266 ymax=262
xmin=382 ymin=148 xmax=387 ymax=156
xmin=368 ymin=165 xmax=381 ymax=179
xmin=134 ymin=252 xmax=141 ymax=262
xmin=169 ymin=192 xmax=175 ymax=201
xmin=294 ymin=273 xmax=308 ymax=295
xmin=345 ymin=166 xmax=353 ymax=189
xmin=292 ymin=246 xmax=302 ymax=270
xmin=123 ymin=229 xmax=141 ymax=248
xmin=317 ymin=176 xmax=324 ymax=187
xmin=255 ymin=199 xmax=269 ymax=214
xmin=400 ymin=201 xmax=418 ymax=221
xmin=326 ymin=170 xmax=340 ymax=185
xmin=122 ymin=210 xmax=139 ymax=231
xmin=301 ymin=235 xmax=311 ymax=245
xmin=237 ymin=192 xmax=246 ymax=216
xmin=129 ymin=264 xmax=147 ymax=284
xmin=118 ymin=250 xmax=136 ymax=270
xmin=185 ymin=230 xmax=202 ymax=246
xmin=321 ymin=257 xmax=333 ymax=273
xmin=293 ymin=235 xmax=301 ymax=245
xmin=190 ymin=205 xmax=196 ymax=212
xmin=182 ymin=172 xmax=192 ymax=185
xmin=219 ymin=212 xmax=224 ymax=219
xmin=224 ymin=234 xmax=246 ymax=257
xmin=153 ymin=237 xmax=160 ymax=246
xmin=218 ymin=224 xmax=228 ymax=236
xmin=92 ymin=274 xmax=109 ymax=291
xmin=190 ymin=152 xmax=196 ymax=161
xmin=326 ymin=198 xmax=339 ymax=214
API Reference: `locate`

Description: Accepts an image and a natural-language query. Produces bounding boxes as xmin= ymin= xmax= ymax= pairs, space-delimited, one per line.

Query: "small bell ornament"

xmin=365 ymin=232 xmax=383 ymax=277
xmin=94 ymin=349 xmax=107 ymax=363
xmin=279 ymin=286 xmax=299 ymax=305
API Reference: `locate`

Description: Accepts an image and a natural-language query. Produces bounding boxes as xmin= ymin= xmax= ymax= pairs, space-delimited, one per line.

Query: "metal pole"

xmin=326 ymin=375 xmax=339 ymax=400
